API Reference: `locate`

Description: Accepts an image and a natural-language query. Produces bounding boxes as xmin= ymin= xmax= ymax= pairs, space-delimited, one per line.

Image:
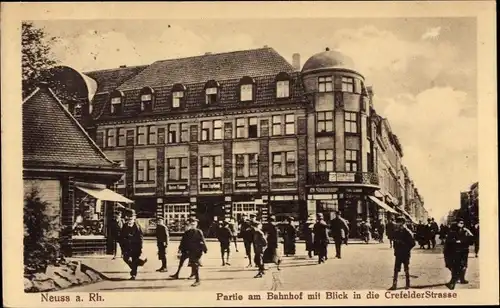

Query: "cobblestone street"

xmin=65 ymin=239 xmax=479 ymax=292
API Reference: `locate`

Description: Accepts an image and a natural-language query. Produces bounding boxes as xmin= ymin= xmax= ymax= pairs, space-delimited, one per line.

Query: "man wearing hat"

xmin=313 ymin=213 xmax=329 ymax=264
xmin=176 ymin=216 xmax=207 ymax=287
xmin=155 ymin=217 xmax=169 ymax=272
xmin=109 ymin=211 xmax=124 ymax=260
xmin=217 ymin=219 xmax=233 ymax=266
xmin=262 ymin=215 xmax=281 ymax=269
xmin=302 ymin=215 xmax=315 ymax=258
xmin=329 ymin=211 xmax=349 ymax=259
xmin=120 ymin=210 xmax=145 ymax=280
xmin=251 ymin=220 xmax=268 ymax=278
xmin=389 ymin=216 xmax=415 ymax=290
xmin=239 ymin=214 xmax=254 ymax=267
xmin=443 ymin=217 xmax=474 ymax=290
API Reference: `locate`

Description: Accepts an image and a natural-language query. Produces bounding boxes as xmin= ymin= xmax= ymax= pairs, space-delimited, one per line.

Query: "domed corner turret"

xmin=300 ymin=48 xmax=365 ymax=94
xmin=302 ymin=48 xmax=359 ymax=74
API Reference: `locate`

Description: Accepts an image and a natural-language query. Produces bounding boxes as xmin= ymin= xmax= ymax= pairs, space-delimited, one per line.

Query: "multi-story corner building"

xmin=47 ymin=46 xmax=427 ymax=235
xmin=459 ymin=182 xmax=479 ymax=227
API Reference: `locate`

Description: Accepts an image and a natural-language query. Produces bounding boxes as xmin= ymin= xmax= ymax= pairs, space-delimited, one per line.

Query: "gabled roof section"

xmin=22 ymin=85 xmax=122 ymax=170
xmin=84 ymin=65 xmax=148 ymax=94
xmin=117 ymin=47 xmax=295 ymax=91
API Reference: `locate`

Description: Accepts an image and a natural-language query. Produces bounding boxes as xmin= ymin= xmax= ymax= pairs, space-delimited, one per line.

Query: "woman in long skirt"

xmin=282 ymin=217 xmax=297 ymax=256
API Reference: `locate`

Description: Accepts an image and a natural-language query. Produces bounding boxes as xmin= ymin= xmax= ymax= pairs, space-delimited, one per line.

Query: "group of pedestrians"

xmin=386 ymin=215 xmax=479 ymax=290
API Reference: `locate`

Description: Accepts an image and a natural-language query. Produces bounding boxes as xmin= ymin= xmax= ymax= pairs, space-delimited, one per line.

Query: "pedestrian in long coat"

xmin=178 ymin=217 xmax=208 ymax=287
xmin=155 ymin=217 xmax=169 ymax=272
xmin=121 ymin=211 xmax=145 ymax=280
xmin=109 ymin=211 xmax=124 ymax=259
xmin=378 ymin=223 xmax=386 ymax=243
xmin=444 ymin=218 xmax=474 ymax=290
xmin=313 ymin=213 xmax=329 ymax=264
xmin=302 ymin=215 xmax=315 ymax=258
xmin=239 ymin=214 xmax=254 ymax=267
xmin=262 ymin=215 xmax=281 ymax=270
xmin=252 ymin=221 xmax=268 ymax=278
xmin=170 ymin=222 xmax=195 ymax=280
xmin=389 ymin=216 xmax=416 ymax=290
xmin=282 ymin=217 xmax=297 ymax=256
xmin=329 ymin=211 xmax=349 ymax=259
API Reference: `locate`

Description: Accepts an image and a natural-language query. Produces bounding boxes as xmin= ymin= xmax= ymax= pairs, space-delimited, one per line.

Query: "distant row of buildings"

xmin=448 ymin=182 xmax=479 ymax=227
xmin=28 ymin=46 xmax=429 ymax=254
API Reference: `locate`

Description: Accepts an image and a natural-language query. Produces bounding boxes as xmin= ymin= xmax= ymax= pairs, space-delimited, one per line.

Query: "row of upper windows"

xmin=317 ymin=75 xmax=364 ymax=93
xmin=115 ymin=148 xmax=366 ymax=185
xmin=109 ymin=74 xmax=293 ymax=114
xmin=99 ymin=114 xmax=299 ymax=147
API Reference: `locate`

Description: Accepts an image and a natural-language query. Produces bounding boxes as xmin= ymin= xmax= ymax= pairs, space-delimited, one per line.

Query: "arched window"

xmin=140 ymin=87 xmax=155 ymax=112
xmin=275 ymin=72 xmax=291 ymax=98
xmin=171 ymin=83 xmax=187 ymax=108
xmin=239 ymin=76 xmax=256 ymax=102
xmin=204 ymin=80 xmax=220 ymax=105
xmin=110 ymin=90 xmax=124 ymax=114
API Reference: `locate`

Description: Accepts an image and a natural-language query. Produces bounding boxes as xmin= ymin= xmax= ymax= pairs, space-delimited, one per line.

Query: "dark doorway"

xmin=196 ymin=198 xmax=224 ymax=237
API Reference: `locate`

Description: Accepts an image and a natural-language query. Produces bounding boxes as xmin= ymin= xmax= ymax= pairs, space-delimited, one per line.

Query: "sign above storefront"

xmin=329 ymin=172 xmax=356 ymax=182
xmin=235 ymin=181 xmax=258 ymax=189
xmin=200 ymin=182 xmax=222 ymax=191
xmin=309 ymin=187 xmax=338 ymax=194
xmin=167 ymin=184 xmax=188 ymax=192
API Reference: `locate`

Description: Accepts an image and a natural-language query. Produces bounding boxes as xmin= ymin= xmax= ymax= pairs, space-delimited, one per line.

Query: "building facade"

xmin=52 ymin=47 xmax=428 ymax=236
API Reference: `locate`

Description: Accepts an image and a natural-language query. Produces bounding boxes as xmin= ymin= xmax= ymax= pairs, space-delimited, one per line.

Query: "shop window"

xmin=272 ymin=115 xmax=282 ymax=136
xmin=342 ymin=77 xmax=354 ymax=93
xmin=166 ymin=204 xmax=190 ymax=233
xmin=168 ymin=157 xmax=188 ymax=181
xmin=201 ymin=121 xmax=211 ymax=141
xmin=105 ymin=128 xmax=115 ymax=148
xmin=344 ymin=112 xmax=358 ymax=133
xmin=136 ymin=126 xmax=146 ymax=145
xmin=318 ymin=198 xmax=339 ymax=221
xmin=180 ymin=123 xmax=189 ymax=143
xmin=248 ymin=117 xmax=258 ymax=138
xmin=147 ymin=125 xmax=156 ymax=145
xmin=317 ymin=111 xmax=334 ymax=133
xmin=318 ymin=76 xmax=333 ymax=92
xmin=168 ymin=124 xmax=178 ymax=144
xmin=213 ymin=120 xmax=222 ymax=140
xmin=136 ymin=159 xmax=155 ymax=182
xmin=285 ymin=114 xmax=295 ymax=135
xmin=72 ymin=197 xmax=105 ymax=237
xmin=345 ymin=150 xmax=359 ymax=172
xmin=117 ymin=128 xmax=126 ymax=147
xmin=232 ymin=202 xmax=258 ymax=222
xmin=318 ymin=149 xmax=334 ymax=172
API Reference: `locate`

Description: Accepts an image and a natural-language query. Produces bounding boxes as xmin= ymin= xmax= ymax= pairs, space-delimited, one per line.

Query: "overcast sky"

xmin=33 ymin=18 xmax=477 ymax=221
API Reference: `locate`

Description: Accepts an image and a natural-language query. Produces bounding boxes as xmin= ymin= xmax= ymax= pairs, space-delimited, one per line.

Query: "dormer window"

xmin=275 ymin=72 xmax=291 ymax=98
xmin=74 ymin=103 xmax=82 ymax=117
xmin=171 ymin=83 xmax=186 ymax=108
xmin=110 ymin=90 xmax=124 ymax=114
xmin=239 ymin=76 xmax=255 ymax=102
xmin=204 ymin=80 xmax=220 ymax=105
xmin=140 ymin=87 xmax=155 ymax=112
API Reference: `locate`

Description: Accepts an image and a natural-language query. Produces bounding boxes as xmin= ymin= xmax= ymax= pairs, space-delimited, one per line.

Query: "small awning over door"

xmin=76 ymin=185 xmax=133 ymax=203
xmin=368 ymin=195 xmax=398 ymax=214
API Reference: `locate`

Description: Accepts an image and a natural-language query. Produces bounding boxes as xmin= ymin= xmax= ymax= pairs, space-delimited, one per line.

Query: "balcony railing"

xmin=308 ymin=171 xmax=379 ymax=186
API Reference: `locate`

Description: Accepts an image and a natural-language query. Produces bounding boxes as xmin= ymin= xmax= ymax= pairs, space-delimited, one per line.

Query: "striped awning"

xmin=368 ymin=196 xmax=398 ymax=214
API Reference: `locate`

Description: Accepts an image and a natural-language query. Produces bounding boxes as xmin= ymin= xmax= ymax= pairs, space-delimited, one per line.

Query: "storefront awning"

xmin=76 ymin=185 xmax=133 ymax=203
xmin=368 ymin=196 xmax=398 ymax=214
xmin=399 ymin=208 xmax=418 ymax=224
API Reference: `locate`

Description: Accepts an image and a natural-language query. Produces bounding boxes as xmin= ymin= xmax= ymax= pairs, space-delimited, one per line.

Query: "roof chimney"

xmin=205 ymin=52 xmax=212 ymax=55
xmin=292 ymin=53 xmax=301 ymax=71
xmin=325 ymin=47 xmax=330 ymax=51
xmin=263 ymin=45 xmax=269 ymax=48
xmin=119 ymin=65 xmax=127 ymax=68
